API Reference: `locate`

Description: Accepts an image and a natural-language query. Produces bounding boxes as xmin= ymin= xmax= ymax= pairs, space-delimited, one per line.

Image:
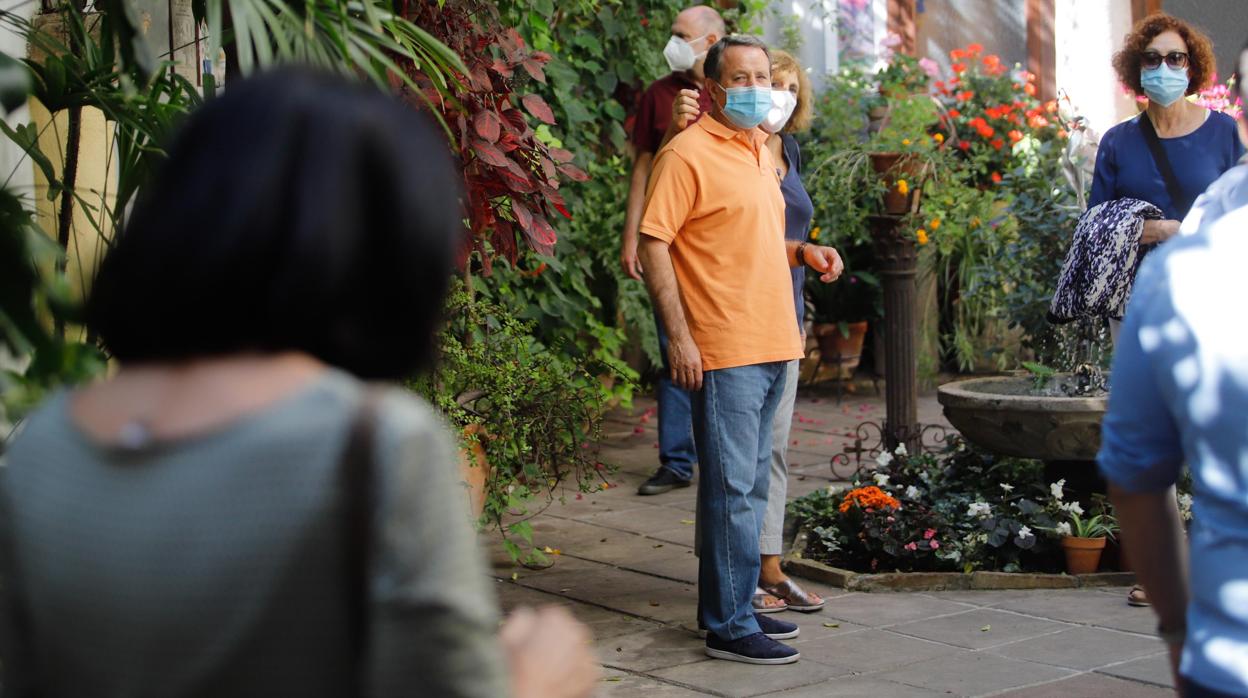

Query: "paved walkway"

xmin=483 ymin=387 xmax=1172 ymax=697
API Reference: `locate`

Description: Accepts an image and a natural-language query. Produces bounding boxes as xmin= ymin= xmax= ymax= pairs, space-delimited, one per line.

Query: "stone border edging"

xmin=782 ymin=529 xmax=1135 ymax=592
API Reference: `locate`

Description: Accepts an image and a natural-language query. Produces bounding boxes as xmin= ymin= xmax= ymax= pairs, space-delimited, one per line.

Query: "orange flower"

xmin=977 ymin=125 xmax=995 ymax=139
xmin=916 ymin=229 xmax=929 ymax=245
xmin=950 ymin=48 xmax=967 ymax=60
xmin=983 ymin=54 xmax=1000 ymax=68
xmin=991 ymin=171 xmax=1002 ymax=184
xmin=1056 ymin=128 xmax=1069 ymax=138
xmin=1044 ymin=99 xmax=1058 ymax=113
xmin=952 ymin=62 xmax=967 ymax=75
xmin=932 ymin=132 xmax=945 ymax=144
xmin=838 ymin=486 xmax=902 ymax=514
xmin=947 ymin=108 xmax=962 ymax=119
xmin=1028 ymin=114 xmax=1050 ymax=129
xmin=956 ymin=90 xmax=974 ymax=101
xmin=1024 ymin=83 xmax=1037 ymax=96
xmin=967 ymin=43 xmax=984 ymax=55
xmin=1008 ymin=129 xmax=1023 ymax=143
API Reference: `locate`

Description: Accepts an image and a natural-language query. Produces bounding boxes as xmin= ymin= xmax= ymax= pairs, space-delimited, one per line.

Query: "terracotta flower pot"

xmin=814 ymin=321 xmax=869 ymax=380
xmin=1061 ymin=535 xmax=1106 ymax=575
xmin=869 ymin=152 xmax=927 ymax=215
xmin=458 ymin=423 xmax=491 ymax=519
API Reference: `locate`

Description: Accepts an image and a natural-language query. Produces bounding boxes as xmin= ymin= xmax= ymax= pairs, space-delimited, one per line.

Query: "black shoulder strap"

xmin=1138 ymin=112 xmax=1192 ymax=217
xmin=341 ymin=388 xmax=381 ymax=683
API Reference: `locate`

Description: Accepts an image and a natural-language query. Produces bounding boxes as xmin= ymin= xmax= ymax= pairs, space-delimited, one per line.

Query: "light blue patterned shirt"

xmin=1099 ymin=198 xmax=1248 ymax=694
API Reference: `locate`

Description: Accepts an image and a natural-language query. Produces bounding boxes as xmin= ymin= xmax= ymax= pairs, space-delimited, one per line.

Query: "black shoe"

xmin=637 ymin=467 xmax=692 ymax=495
xmin=698 ymin=612 xmax=799 ymax=641
xmin=705 ymin=632 xmax=800 ymax=665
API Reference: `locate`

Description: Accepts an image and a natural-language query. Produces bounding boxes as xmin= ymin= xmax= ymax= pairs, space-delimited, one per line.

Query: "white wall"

xmin=0 ymin=0 xmax=36 ymax=203
xmin=1055 ymin=0 xmax=1138 ymax=137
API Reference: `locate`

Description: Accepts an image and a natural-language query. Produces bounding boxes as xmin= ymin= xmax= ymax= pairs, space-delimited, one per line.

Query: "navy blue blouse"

xmin=1089 ymin=110 xmax=1244 ymax=220
xmin=780 ymin=133 xmax=814 ymax=331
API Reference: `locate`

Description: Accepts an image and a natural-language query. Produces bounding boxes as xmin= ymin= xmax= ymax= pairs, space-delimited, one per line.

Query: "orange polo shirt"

xmin=639 ymin=115 xmax=803 ymax=371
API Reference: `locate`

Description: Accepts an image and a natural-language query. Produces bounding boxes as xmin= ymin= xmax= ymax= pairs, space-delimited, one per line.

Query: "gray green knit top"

xmin=0 ymin=369 xmax=508 ymax=697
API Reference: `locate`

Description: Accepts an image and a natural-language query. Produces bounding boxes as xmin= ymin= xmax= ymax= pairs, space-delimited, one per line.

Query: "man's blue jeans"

xmin=655 ymin=312 xmax=697 ymax=480
xmin=693 ymin=361 xmax=788 ymax=641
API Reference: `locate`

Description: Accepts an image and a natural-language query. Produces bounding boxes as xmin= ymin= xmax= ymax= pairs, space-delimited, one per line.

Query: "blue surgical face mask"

xmin=1140 ymin=63 xmax=1190 ymax=107
xmin=714 ymin=81 xmax=772 ymax=129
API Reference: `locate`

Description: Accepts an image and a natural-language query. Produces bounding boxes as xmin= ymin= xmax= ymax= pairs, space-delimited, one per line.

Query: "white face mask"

xmin=760 ymin=89 xmax=798 ymax=134
xmin=663 ymin=34 xmax=707 ymax=73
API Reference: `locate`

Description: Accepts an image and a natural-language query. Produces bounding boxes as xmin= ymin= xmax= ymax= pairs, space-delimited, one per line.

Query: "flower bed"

xmin=786 ymin=441 xmax=1120 ymax=576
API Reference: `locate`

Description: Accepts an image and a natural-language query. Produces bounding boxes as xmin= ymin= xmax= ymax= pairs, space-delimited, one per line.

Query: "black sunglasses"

xmin=1140 ymin=50 xmax=1189 ymax=70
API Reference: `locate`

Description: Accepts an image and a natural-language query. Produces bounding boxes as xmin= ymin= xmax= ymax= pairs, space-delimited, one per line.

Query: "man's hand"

xmin=670 ymin=88 xmax=701 ymax=133
xmin=804 ymin=245 xmax=844 ymax=283
xmin=1142 ymin=219 xmax=1180 ymax=245
xmin=620 ymin=231 xmax=643 ymax=280
xmin=668 ymin=334 xmax=703 ymax=391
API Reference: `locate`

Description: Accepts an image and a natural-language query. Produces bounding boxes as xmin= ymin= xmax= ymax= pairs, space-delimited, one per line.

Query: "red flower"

xmin=991 ymin=138 xmax=1004 ymax=150
xmin=956 ymin=90 xmax=974 ymax=101
xmin=1024 ymin=83 xmax=1037 ymax=96
xmin=991 ymin=171 xmax=1002 ymax=184
xmin=1044 ymin=99 xmax=1058 ymax=113
xmin=983 ymin=54 xmax=1000 ymax=68
xmin=967 ymin=43 xmax=984 ymax=55
xmin=947 ymin=108 xmax=962 ymax=119
xmin=1008 ymin=129 xmax=1023 ymax=143
xmin=1028 ymin=114 xmax=1050 ymax=129
xmin=958 ymin=139 xmax=971 ymax=151
xmin=950 ymin=48 xmax=967 ymax=60
xmin=640 ymin=17 xmax=649 ymax=27
xmin=952 ymin=62 xmax=967 ymax=75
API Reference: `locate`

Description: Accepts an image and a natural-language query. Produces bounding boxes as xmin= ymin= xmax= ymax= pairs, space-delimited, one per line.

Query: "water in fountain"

xmin=1032 ymin=317 xmax=1110 ymax=397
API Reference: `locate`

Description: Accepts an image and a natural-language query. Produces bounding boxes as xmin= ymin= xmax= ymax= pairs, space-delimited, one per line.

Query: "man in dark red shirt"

xmin=624 ymin=5 xmax=721 ymax=496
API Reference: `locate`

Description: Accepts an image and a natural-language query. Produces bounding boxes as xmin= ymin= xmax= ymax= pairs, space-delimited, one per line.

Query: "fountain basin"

xmin=937 ymin=376 xmax=1107 ymax=461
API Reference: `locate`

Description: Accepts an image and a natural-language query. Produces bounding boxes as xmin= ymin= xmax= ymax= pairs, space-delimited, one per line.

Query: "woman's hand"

xmin=502 ymin=606 xmax=599 ymax=698
xmin=1141 ymin=219 xmax=1180 ymax=245
xmin=670 ymin=88 xmax=701 ymax=133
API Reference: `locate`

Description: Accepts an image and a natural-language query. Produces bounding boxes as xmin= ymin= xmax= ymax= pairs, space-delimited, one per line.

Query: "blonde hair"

xmin=769 ymin=49 xmax=813 ymax=133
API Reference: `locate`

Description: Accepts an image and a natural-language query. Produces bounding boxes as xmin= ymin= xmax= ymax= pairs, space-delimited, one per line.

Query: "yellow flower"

xmin=810 ymin=226 xmax=821 ymax=240
xmin=929 ymin=219 xmax=941 ymax=230
xmin=902 ymin=138 xmax=911 ymax=146
xmin=933 ymin=132 xmax=945 ymax=143
xmin=896 ymin=179 xmax=910 ymax=195
xmin=970 ymin=216 xmax=981 ymax=228
xmin=917 ymin=229 xmax=929 ymax=245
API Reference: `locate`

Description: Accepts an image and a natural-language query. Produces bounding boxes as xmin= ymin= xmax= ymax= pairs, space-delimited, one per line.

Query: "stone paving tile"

xmin=790 ymin=628 xmax=964 ymax=672
xmin=1095 ymin=653 xmax=1175 ymax=688
xmin=986 ymin=588 xmax=1159 ymax=635
xmin=818 ymin=591 xmax=978 ymax=627
xmin=988 ymin=626 xmax=1164 ymax=671
xmin=754 ymin=676 xmax=948 ymax=697
xmin=649 ymin=657 xmax=845 ymax=698
xmin=874 ymin=652 xmax=1076 ymax=697
xmin=992 ymin=672 xmax=1176 ymax=697
xmin=573 ymin=504 xmax=699 ymax=537
xmin=614 ymin=547 xmax=698 ymax=585
xmin=889 ymin=608 xmax=1070 ymax=650
xmin=783 ymin=612 xmax=870 ymax=645
xmin=598 ymin=670 xmax=717 ymax=696
xmin=596 ymin=626 xmax=708 ymax=672
xmin=648 ymin=524 xmax=697 ymax=548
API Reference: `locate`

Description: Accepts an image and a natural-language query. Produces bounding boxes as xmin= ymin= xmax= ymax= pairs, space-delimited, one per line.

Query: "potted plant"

xmin=1058 ymin=510 xmax=1118 ymax=575
xmin=805 ymin=243 xmax=882 ymax=381
xmin=410 ymin=282 xmax=621 ymax=566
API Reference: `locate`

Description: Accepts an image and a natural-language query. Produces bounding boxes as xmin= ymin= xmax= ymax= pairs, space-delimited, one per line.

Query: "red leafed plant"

xmin=398 ymin=0 xmax=587 ymax=269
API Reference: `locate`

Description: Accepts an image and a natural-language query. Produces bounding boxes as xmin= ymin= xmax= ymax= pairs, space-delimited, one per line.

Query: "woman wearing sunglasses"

xmin=1090 ymin=13 xmax=1243 ymax=611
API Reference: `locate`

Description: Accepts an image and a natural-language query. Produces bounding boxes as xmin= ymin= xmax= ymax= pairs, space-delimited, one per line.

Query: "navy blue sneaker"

xmin=697 ymin=613 xmax=799 ymax=640
xmin=705 ymin=631 xmax=800 ymax=665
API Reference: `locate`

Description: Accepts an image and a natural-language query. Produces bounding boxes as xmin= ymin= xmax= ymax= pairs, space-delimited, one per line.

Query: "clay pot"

xmin=458 ymin=423 xmax=491 ymax=519
xmin=813 ymin=321 xmax=869 ymax=380
xmin=869 ymin=152 xmax=927 ymax=214
xmin=1061 ymin=535 xmax=1107 ymax=575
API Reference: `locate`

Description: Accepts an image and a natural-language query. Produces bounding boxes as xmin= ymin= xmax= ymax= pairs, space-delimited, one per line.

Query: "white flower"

xmin=894 ymin=443 xmax=909 ymax=457
xmin=967 ymin=502 xmax=993 ymax=518
xmin=1178 ymin=493 xmax=1193 ymax=509
xmin=1055 ymin=521 xmax=1072 ymax=537
xmin=1018 ymin=525 xmax=1034 ymax=539
xmin=873 ymin=472 xmax=891 ymax=487
xmin=1060 ymin=501 xmax=1084 ymax=516
xmin=875 ymin=451 xmax=894 ymax=467
xmin=999 ymin=483 xmax=1014 ymax=493
xmin=905 ymin=485 xmax=921 ymax=499
xmin=1050 ymin=479 xmax=1066 ymax=501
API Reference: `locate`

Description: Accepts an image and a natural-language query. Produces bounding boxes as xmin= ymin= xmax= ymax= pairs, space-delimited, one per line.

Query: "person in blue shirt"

xmin=1091 ymin=13 xmax=1243 ymax=609
xmin=1099 ymin=42 xmax=1248 ymax=698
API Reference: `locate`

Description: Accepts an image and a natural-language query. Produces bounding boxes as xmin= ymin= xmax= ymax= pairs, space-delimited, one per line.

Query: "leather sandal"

xmin=760 ymin=578 xmax=825 ymax=612
xmin=752 ymin=588 xmax=787 ymax=614
xmin=1127 ymin=584 xmax=1150 ymax=607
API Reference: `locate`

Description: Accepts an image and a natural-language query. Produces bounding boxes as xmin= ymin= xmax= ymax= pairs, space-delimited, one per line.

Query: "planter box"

xmin=783 ymin=528 xmax=1134 ymax=592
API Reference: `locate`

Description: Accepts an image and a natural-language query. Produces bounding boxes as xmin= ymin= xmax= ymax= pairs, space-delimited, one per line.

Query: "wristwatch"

xmin=795 ymin=242 xmax=809 ymax=268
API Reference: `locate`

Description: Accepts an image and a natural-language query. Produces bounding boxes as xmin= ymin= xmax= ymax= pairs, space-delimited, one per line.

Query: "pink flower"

xmin=924 ymin=528 xmax=937 ymax=540
xmin=881 ymin=32 xmax=903 ymax=49
xmin=919 ymin=57 xmax=940 ymax=78
xmin=930 ymin=540 xmax=940 ymax=549
xmin=904 ymin=542 xmax=918 ymax=551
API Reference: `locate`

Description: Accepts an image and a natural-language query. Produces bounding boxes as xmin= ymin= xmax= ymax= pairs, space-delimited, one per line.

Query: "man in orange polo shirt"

xmin=638 ymin=35 xmax=844 ymax=666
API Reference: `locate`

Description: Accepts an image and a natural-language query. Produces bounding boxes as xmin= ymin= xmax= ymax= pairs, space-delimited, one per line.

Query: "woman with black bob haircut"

xmin=0 ymin=69 xmax=598 ymax=698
